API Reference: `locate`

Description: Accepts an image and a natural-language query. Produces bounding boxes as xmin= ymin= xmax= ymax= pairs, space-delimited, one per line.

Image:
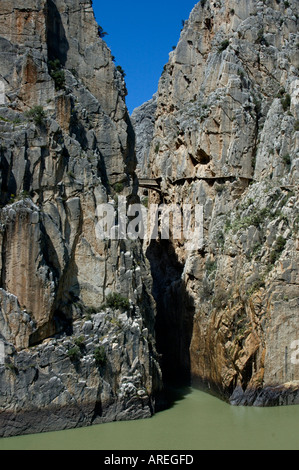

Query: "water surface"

xmin=1 ymin=387 xmax=299 ymax=450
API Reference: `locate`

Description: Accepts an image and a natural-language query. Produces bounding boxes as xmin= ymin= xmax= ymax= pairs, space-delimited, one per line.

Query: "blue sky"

xmin=92 ymin=0 xmax=197 ymax=114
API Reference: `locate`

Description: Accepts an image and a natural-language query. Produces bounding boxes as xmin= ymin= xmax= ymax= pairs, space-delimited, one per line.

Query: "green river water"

xmin=1 ymin=387 xmax=299 ymax=450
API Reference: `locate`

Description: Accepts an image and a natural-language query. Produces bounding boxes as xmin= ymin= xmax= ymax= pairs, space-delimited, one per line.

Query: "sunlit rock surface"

xmin=134 ymin=0 xmax=299 ymax=405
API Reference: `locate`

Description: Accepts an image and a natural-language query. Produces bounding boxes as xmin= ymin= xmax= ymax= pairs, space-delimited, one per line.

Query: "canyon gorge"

xmin=0 ymin=0 xmax=298 ymax=437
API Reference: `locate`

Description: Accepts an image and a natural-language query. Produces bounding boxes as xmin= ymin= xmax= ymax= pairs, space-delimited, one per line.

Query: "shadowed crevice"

xmin=146 ymin=239 xmax=195 ymax=388
xmin=46 ymin=0 xmax=69 ymax=65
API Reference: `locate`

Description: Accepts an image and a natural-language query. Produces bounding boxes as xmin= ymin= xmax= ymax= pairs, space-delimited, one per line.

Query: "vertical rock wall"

xmin=135 ymin=0 xmax=299 ymax=405
xmin=1 ymin=0 xmax=299 ymax=440
xmin=0 ymin=0 xmax=162 ymax=437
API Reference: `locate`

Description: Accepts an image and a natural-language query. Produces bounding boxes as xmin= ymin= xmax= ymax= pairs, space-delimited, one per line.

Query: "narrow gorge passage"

xmin=146 ymin=239 xmax=195 ymax=388
xmin=1 ymin=0 xmax=299 ymax=440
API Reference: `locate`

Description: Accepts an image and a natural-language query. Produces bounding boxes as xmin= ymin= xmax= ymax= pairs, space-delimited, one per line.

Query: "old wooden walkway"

xmin=138 ymin=178 xmax=161 ymax=192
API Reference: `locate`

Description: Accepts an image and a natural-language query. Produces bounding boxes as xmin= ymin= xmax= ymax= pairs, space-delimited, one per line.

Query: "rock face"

xmin=131 ymin=94 xmax=157 ymax=179
xmin=1 ymin=0 xmax=299 ymax=441
xmin=0 ymin=0 xmax=162 ymax=437
xmin=134 ymin=0 xmax=299 ymax=404
xmin=0 ymin=304 xmax=161 ymax=437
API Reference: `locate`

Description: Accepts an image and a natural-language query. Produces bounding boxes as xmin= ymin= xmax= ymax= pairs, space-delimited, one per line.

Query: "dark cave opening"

xmin=146 ymin=238 xmax=195 ymax=389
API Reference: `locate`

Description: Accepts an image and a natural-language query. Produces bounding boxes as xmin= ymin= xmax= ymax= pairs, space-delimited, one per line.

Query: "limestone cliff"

xmin=135 ymin=0 xmax=299 ymax=404
xmin=0 ymin=0 xmax=161 ymax=437
xmin=131 ymin=94 xmax=157 ymax=179
xmin=1 ymin=0 xmax=299 ymax=441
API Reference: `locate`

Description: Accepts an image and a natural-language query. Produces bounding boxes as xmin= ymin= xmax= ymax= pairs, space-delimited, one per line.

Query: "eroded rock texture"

xmin=131 ymin=94 xmax=157 ymax=179
xmin=1 ymin=0 xmax=299 ymax=440
xmin=0 ymin=0 xmax=161 ymax=437
xmin=134 ymin=0 xmax=299 ymax=405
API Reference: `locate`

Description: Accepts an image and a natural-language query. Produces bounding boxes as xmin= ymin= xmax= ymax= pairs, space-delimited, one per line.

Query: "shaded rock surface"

xmin=0 ymin=305 xmax=160 ymax=437
xmin=0 ymin=0 xmax=162 ymax=437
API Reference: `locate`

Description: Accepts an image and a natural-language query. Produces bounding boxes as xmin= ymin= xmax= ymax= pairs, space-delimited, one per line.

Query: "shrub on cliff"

xmin=67 ymin=346 xmax=81 ymax=361
xmin=281 ymin=93 xmax=291 ymax=111
xmin=114 ymin=182 xmax=124 ymax=193
xmin=25 ymin=106 xmax=46 ymax=126
xmin=116 ymin=65 xmax=126 ymax=78
xmin=269 ymin=235 xmax=286 ymax=265
xmin=48 ymin=59 xmax=65 ymax=91
xmin=94 ymin=346 xmax=106 ymax=367
xmin=103 ymin=293 xmax=130 ymax=311
xmin=98 ymin=25 xmax=108 ymax=38
xmin=218 ymin=39 xmax=229 ymax=53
